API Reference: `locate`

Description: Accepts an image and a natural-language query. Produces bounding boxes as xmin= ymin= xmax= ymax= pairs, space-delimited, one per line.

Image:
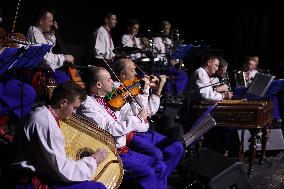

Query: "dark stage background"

xmin=1 ymin=0 xmax=283 ymax=77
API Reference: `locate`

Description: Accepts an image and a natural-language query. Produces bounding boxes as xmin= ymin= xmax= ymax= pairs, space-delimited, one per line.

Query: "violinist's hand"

xmin=92 ymin=148 xmax=108 ymax=164
xmin=138 ymin=108 xmax=149 ymax=121
xmin=156 ymin=75 xmax=168 ymax=96
xmin=141 ymin=76 xmax=150 ymax=90
xmin=150 ymin=75 xmax=159 ymax=83
xmin=64 ymin=54 xmax=75 ymax=63
xmin=159 ymin=75 xmax=167 ymax=86
xmin=149 ymin=75 xmax=159 ymax=88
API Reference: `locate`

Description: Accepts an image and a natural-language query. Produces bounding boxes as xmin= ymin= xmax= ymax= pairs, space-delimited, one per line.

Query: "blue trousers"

xmin=53 ymin=69 xmax=71 ymax=84
xmin=120 ymin=149 xmax=167 ymax=189
xmin=0 ymin=79 xmax=36 ymax=118
xmin=129 ymin=131 xmax=184 ymax=177
xmin=16 ymin=181 xmax=106 ymax=189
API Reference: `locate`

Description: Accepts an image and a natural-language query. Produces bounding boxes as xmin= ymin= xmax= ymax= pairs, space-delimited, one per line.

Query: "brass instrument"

xmin=59 ymin=114 xmax=123 ymax=189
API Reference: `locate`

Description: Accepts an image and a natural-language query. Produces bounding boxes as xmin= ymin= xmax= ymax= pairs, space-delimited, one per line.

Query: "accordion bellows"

xmin=59 ymin=114 xmax=123 ymax=189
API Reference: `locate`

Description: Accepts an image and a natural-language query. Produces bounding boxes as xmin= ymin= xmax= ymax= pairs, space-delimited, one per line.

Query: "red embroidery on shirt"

xmin=94 ymin=95 xmax=117 ymax=120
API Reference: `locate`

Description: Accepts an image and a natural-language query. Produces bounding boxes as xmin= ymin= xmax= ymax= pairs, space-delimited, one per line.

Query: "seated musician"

xmin=214 ymin=57 xmax=231 ymax=93
xmin=112 ymin=58 xmax=184 ymax=177
xmin=188 ymin=54 xmax=233 ymax=103
xmin=154 ymin=20 xmax=188 ymax=96
xmin=189 ymin=55 xmax=237 ymax=156
xmin=121 ymin=19 xmax=142 ymax=60
xmin=10 ymin=81 xmax=108 ymax=189
xmin=243 ymin=55 xmax=259 ymax=86
xmin=77 ymin=67 xmax=167 ymax=189
xmin=26 ymin=8 xmax=75 ymax=84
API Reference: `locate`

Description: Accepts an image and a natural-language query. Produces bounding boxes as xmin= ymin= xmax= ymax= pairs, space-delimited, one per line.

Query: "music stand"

xmin=184 ymin=104 xmax=217 ymax=189
xmin=9 ymin=44 xmax=52 ymax=69
xmin=0 ymin=44 xmax=52 ymax=117
xmin=0 ymin=47 xmax=23 ymax=75
xmin=170 ymin=44 xmax=193 ymax=60
xmin=245 ymin=73 xmax=275 ymax=98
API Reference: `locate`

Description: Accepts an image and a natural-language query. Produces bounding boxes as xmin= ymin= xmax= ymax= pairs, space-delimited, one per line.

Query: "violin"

xmin=107 ymin=79 xmax=142 ymax=110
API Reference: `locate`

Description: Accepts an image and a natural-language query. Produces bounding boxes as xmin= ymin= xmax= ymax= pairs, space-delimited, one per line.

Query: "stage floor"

xmin=168 ymin=150 xmax=284 ymax=189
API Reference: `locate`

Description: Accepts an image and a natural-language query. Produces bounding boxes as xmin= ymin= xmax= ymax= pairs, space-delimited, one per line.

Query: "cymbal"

xmin=113 ymin=47 xmax=141 ymax=55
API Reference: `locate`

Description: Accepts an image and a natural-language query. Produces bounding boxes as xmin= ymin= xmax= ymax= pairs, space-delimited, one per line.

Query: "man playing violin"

xmin=77 ymin=67 xmax=168 ymax=189
xmin=112 ymin=58 xmax=184 ymax=178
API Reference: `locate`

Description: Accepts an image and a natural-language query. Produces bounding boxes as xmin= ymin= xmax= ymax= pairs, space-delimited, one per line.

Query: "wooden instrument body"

xmin=194 ymin=100 xmax=274 ymax=128
xmin=59 ymin=114 xmax=123 ymax=189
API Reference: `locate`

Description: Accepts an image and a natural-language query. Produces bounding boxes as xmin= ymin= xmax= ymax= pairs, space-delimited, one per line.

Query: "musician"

xmin=154 ymin=20 xmax=172 ymax=56
xmin=10 ymin=81 xmax=107 ymax=189
xmin=112 ymin=58 xmax=184 ymax=177
xmin=90 ymin=11 xmax=117 ymax=65
xmin=77 ymin=67 xmax=167 ymax=189
xmin=243 ymin=55 xmax=259 ymax=85
xmin=121 ymin=19 xmax=142 ymax=60
xmin=188 ymin=54 xmax=233 ymax=103
xmin=154 ymin=20 xmax=188 ymax=96
xmin=214 ymin=57 xmax=231 ymax=93
xmin=26 ymin=8 xmax=74 ymax=84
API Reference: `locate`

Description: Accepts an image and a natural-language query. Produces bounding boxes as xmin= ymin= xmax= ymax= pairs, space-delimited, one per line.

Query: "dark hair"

xmin=127 ymin=19 xmax=140 ymax=27
xmin=202 ymin=53 xmax=220 ymax=66
xmin=161 ymin=20 xmax=171 ymax=29
xmin=104 ymin=11 xmax=116 ymax=19
xmin=112 ymin=58 xmax=127 ymax=75
xmin=33 ymin=7 xmax=55 ymax=24
xmin=50 ymin=81 xmax=86 ymax=104
xmin=218 ymin=57 xmax=228 ymax=69
xmin=83 ymin=67 xmax=106 ymax=95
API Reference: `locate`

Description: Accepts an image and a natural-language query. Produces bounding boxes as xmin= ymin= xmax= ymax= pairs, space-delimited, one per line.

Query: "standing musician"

xmin=90 ymin=11 xmax=117 ymax=66
xmin=112 ymin=58 xmax=184 ymax=177
xmin=10 ymin=81 xmax=107 ymax=189
xmin=77 ymin=67 xmax=168 ymax=189
xmin=26 ymin=8 xmax=74 ymax=84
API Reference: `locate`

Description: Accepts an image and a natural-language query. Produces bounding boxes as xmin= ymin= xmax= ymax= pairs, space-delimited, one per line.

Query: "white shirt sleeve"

xmin=134 ymin=87 xmax=161 ymax=116
xmin=26 ymin=26 xmax=65 ymax=71
xmin=195 ymin=69 xmax=223 ymax=101
xmin=78 ymin=96 xmax=148 ymax=136
xmin=94 ymin=27 xmax=115 ymax=60
xmin=17 ymin=107 xmax=98 ymax=182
